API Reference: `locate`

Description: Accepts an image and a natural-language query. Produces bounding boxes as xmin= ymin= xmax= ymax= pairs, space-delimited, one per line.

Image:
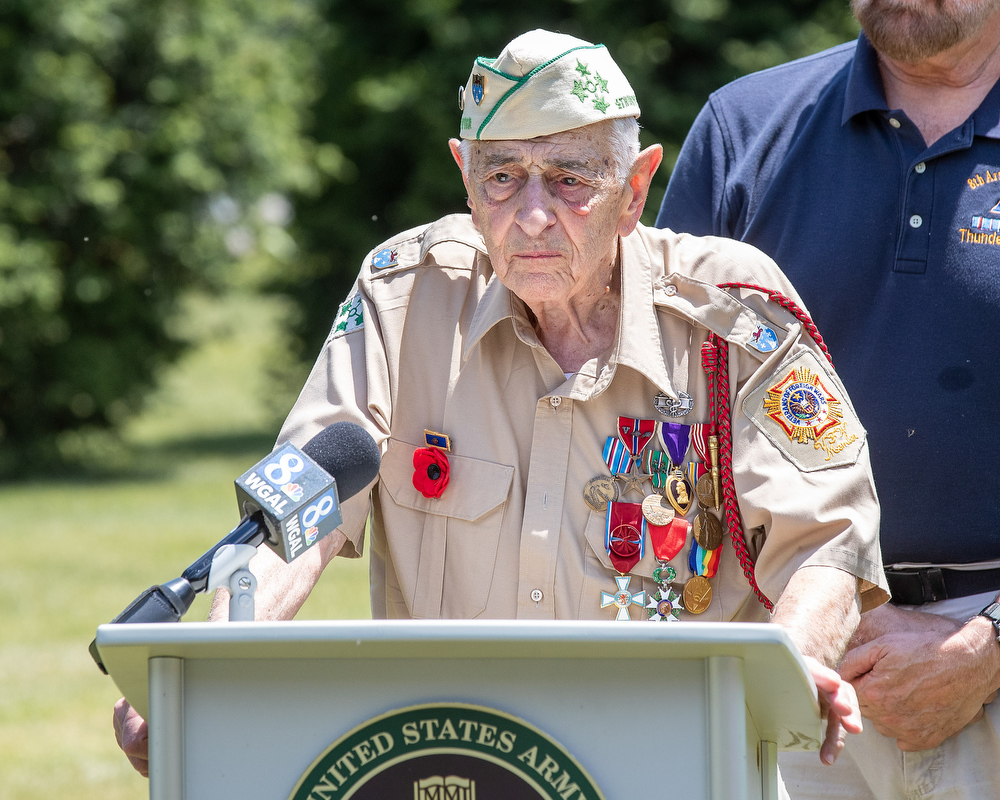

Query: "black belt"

xmin=886 ymin=566 xmax=1000 ymax=605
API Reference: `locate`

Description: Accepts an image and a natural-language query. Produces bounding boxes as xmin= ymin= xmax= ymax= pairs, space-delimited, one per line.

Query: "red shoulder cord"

xmin=701 ymin=283 xmax=834 ymax=612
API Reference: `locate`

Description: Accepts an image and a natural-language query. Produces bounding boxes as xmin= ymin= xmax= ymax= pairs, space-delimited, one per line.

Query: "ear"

xmin=617 ymin=144 xmax=663 ymax=237
xmin=449 ymin=138 xmax=472 ymax=196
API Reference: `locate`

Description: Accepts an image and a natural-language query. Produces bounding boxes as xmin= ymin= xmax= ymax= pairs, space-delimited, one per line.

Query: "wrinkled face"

xmin=853 ymin=0 xmax=1000 ymax=61
xmin=459 ymin=123 xmax=633 ymax=308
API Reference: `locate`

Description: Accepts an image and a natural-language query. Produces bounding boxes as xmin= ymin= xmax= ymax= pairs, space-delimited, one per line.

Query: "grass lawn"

xmin=0 ymin=293 xmax=371 ymax=800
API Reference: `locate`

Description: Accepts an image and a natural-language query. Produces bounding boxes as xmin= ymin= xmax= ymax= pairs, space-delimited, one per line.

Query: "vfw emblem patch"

xmin=288 ymin=703 xmax=606 ymax=800
xmin=763 ymin=365 xmax=843 ymax=444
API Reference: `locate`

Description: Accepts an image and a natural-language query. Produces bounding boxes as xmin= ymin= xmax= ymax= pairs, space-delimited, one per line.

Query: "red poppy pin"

xmin=412 ymin=447 xmax=450 ymax=498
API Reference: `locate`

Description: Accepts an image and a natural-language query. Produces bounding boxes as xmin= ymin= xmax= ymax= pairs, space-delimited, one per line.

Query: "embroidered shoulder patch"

xmin=743 ymin=351 xmax=866 ymax=472
xmin=331 ymin=292 xmax=363 ymax=338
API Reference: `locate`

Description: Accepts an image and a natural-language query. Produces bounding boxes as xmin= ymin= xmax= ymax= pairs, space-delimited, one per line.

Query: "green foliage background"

xmin=0 ymin=0 xmax=860 ymax=476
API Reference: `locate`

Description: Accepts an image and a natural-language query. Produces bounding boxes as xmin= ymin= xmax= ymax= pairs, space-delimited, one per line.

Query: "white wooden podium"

xmin=93 ymin=620 xmax=821 ymax=800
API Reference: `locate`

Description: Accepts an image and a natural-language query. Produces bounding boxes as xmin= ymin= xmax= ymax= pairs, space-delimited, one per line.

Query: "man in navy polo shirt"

xmin=658 ymin=0 xmax=1000 ymax=797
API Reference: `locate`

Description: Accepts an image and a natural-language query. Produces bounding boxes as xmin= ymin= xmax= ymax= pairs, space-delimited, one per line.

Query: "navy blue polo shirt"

xmin=658 ymin=35 xmax=1000 ymax=565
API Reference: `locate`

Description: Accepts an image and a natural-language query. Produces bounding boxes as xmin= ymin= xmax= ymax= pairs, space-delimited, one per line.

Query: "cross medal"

xmin=601 ymin=575 xmax=646 ymax=621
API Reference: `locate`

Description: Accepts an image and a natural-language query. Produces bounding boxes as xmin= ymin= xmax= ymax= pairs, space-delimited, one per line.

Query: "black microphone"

xmin=90 ymin=423 xmax=380 ymax=672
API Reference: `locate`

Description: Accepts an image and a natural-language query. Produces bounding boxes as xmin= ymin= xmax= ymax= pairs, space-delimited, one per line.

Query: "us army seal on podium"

xmin=289 ymin=703 xmax=606 ymax=800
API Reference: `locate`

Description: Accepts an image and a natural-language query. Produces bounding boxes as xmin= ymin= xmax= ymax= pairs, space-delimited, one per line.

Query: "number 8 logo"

xmin=264 ymin=452 xmax=305 ymax=485
xmin=301 ymin=494 xmax=335 ymax=528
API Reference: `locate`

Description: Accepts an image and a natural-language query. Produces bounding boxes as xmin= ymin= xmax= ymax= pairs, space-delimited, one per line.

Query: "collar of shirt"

xmin=462 ymin=230 xmax=678 ymax=401
xmin=842 ymin=32 xmax=1000 ymax=141
xmin=842 ymin=34 xmax=888 ymax=124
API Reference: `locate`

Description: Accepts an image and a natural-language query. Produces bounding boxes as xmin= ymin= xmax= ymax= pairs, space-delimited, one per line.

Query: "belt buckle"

xmin=886 ymin=567 xmax=948 ymax=605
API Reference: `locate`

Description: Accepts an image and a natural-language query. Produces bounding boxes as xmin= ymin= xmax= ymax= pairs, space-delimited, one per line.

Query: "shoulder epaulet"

xmin=364 ymin=214 xmax=486 ymax=279
xmin=653 ymin=274 xmax=799 ymax=360
xmin=647 ymin=228 xmax=817 ymax=359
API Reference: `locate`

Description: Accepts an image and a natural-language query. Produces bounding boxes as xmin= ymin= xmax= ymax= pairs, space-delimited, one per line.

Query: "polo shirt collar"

xmin=463 ymin=232 xmax=675 ymax=400
xmin=972 ymin=68 xmax=1000 ymax=138
xmin=842 ymin=33 xmax=1000 ymax=139
xmin=843 ymin=34 xmax=887 ymax=124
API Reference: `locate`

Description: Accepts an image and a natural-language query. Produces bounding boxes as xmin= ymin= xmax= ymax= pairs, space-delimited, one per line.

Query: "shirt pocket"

xmin=379 ymin=437 xmax=514 ymax=618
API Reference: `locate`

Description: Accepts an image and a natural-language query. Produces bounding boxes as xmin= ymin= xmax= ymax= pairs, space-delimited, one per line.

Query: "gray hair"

xmin=458 ymin=116 xmax=641 ymax=186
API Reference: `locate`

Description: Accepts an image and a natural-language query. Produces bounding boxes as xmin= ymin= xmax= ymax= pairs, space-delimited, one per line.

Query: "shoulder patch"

xmin=331 ymin=292 xmax=364 ymax=338
xmin=743 ymin=350 xmax=865 ymax=472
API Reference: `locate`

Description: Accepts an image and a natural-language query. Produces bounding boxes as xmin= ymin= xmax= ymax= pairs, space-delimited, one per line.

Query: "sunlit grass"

xmin=0 ymin=291 xmax=370 ymax=799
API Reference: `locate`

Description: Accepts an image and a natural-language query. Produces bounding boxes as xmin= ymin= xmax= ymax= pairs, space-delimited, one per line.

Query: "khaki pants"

xmin=780 ymin=590 xmax=1000 ymax=800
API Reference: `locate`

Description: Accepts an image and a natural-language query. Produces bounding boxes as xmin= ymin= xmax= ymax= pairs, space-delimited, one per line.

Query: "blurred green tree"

xmin=0 ymin=0 xmax=324 ymax=475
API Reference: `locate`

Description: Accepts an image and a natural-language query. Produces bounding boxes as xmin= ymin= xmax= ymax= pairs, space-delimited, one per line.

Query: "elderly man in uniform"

xmin=114 ymin=29 xmax=888 ymax=782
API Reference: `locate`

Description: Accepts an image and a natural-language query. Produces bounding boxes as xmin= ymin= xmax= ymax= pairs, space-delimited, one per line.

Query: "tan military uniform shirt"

xmin=279 ymin=214 xmax=888 ymax=622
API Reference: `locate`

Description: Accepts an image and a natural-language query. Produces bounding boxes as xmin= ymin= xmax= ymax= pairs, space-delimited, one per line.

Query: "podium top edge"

xmin=95 ymin=619 xmax=799 ymax=654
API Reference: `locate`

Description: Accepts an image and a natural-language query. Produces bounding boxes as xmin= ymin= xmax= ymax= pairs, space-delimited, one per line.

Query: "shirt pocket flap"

xmin=381 ymin=438 xmax=514 ymax=521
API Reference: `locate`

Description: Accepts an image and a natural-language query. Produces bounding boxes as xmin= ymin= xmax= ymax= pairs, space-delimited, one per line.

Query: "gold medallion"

xmin=695 ymin=473 xmax=717 ymax=510
xmin=583 ymin=476 xmax=619 ymax=512
xmin=641 ymin=493 xmax=676 ymax=527
xmin=664 ymin=469 xmax=693 ymax=516
xmin=693 ymin=510 xmax=724 ymax=551
xmin=683 ymin=576 xmax=712 ymax=614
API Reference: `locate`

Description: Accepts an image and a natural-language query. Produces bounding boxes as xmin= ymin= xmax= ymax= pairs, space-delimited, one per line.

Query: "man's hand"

xmin=770 ymin=565 xmax=863 ymax=765
xmin=805 ymin=655 xmax=863 ymax=765
xmin=113 ymin=697 xmax=149 ymax=777
xmin=840 ymin=607 xmax=1000 ymax=751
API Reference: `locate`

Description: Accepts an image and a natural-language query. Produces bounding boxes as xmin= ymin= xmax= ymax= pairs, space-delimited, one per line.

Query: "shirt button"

xmin=663 ymin=284 xmax=678 ymax=296
xmin=889 ymin=117 xmax=901 ymax=128
xmin=549 ymin=396 xmax=562 ymax=408
xmin=909 ymin=214 xmax=923 ymax=228
xmin=530 ymin=588 xmax=543 ymax=603
xmin=914 ymin=162 xmax=926 ymax=174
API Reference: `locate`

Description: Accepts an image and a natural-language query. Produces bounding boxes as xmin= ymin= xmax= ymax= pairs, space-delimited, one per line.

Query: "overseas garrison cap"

xmin=458 ymin=29 xmax=640 ymax=141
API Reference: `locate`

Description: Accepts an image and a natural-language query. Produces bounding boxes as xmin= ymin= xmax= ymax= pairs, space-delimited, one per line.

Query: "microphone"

xmin=89 ymin=422 xmax=380 ymax=671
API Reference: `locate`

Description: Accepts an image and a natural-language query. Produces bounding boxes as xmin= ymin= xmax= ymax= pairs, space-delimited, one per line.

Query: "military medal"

xmin=640 ymin=448 xmax=670 ymax=491
xmin=641 ymin=493 xmax=675 ymax=526
xmin=691 ymin=423 xmax=712 ymax=464
xmin=658 ymin=421 xmax=694 ymax=516
xmin=647 ymin=516 xmax=688 ymax=621
xmin=693 ymin=509 xmax=724 ymax=551
xmin=653 ymin=563 xmax=677 ymax=586
xmin=583 ymin=476 xmax=619 ymax=512
xmin=600 ymin=575 xmax=646 ymax=621
xmin=602 ymin=435 xmax=633 ymax=476
xmin=605 ymin=501 xmax=646 ymax=574
xmin=618 ymin=417 xmax=656 ymax=455
xmin=695 ymin=473 xmax=717 ymax=510
xmin=682 ymin=576 xmax=713 ymax=615
xmin=647 ymin=585 xmax=684 ymax=621
xmin=683 ymin=537 xmax=721 ymax=614
xmin=648 ymin=515 xmax=688 ymax=564
xmin=664 ymin=470 xmax=693 ymax=516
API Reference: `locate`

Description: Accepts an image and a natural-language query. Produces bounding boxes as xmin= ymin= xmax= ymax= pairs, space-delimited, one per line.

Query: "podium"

xmin=93 ymin=620 xmax=821 ymax=800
